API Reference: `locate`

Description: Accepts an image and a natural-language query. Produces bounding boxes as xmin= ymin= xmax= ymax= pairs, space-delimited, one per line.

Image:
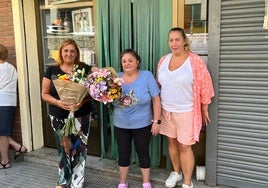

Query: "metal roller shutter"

xmin=217 ymin=0 xmax=268 ymax=187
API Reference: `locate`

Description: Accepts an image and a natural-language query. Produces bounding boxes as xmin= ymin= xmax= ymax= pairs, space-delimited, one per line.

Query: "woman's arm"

xmin=71 ymin=94 xmax=92 ymax=111
xmin=151 ymin=95 xmax=161 ymax=136
xmin=41 ymin=77 xmax=70 ymax=111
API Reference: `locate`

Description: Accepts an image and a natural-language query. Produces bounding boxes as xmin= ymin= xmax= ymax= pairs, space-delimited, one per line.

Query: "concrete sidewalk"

xmin=0 ymin=147 xmax=226 ymax=188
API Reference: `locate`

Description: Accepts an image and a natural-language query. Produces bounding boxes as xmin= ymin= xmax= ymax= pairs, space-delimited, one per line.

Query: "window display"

xmin=39 ymin=0 xmax=95 ymax=66
xmin=39 ymin=0 xmax=100 ymax=156
xmin=184 ymin=0 xmax=208 ymax=55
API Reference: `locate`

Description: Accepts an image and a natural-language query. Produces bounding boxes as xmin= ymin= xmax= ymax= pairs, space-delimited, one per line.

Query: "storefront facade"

xmin=2 ymin=0 xmax=44 ymax=152
xmin=206 ymin=1 xmax=268 ymax=187
xmin=5 ymin=0 xmax=268 ymax=187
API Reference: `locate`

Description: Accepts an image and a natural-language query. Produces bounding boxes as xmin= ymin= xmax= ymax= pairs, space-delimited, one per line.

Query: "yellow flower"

xmin=113 ymin=94 xmax=119 ymax=99
xmin=97 ymin=77 xmax=103 ymax=82
xmin=110 ymin=88 xmax=117 ymax=94
xmin=58 ymin=74 xmax=69 ymax=80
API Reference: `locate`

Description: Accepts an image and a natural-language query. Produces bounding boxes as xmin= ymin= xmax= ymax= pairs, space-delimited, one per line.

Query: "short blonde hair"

xmin=0 ymin=44 xmax=8 ymax=61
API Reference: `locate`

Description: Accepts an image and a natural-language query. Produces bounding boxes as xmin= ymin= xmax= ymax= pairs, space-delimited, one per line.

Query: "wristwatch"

xmin=151 ymin=120 xmax=161 ymax=124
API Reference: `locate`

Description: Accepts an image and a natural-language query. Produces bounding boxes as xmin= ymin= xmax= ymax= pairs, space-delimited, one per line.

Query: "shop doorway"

xmin=39 ymin=0 xmax=101 ymax=156
xmin=174 ymin=0 xmax=209 ymax=167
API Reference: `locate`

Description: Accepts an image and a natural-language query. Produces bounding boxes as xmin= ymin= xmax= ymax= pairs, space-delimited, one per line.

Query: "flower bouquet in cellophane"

xmin=86 ymin=67 xmax=122 ymax=159
xmin=86 ymin=67 xmax=123 ymax=105
xmin=52 ymin=64 xmax=88 ymax=156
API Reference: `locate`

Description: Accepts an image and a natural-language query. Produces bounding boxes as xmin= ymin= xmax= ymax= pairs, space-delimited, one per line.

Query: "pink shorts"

xmin=159 ymin=109 xmax=195 ymax=145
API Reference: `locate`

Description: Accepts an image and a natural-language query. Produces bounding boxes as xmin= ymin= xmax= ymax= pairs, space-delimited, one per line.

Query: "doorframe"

xmin=205 ymin=0 xmax=221 ymax=186
xmin=172 ymin=0 xmax=185 ymax=27
xmin=11 ymin=0 xmax=44 ymax=151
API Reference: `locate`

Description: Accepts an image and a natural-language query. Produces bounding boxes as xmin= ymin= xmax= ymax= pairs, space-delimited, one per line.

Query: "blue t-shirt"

xmin=113 ymin=70 xmax=160 ymax=129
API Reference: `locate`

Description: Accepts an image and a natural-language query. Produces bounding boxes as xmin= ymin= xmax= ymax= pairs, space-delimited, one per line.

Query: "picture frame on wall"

xmin=72 ymin=7 xmax=94 ymax=35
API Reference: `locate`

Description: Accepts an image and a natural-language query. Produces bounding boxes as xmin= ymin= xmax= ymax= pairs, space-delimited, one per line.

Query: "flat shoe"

xmin=14 ymin=144 xmax=28 ymax=160
xmin=0 ymin=161 xmax=11 ymax=170
xmin=118 ymin=183 xmax=128 ymax=188
xmin=142 ymin=182 xmax=152 ymax=188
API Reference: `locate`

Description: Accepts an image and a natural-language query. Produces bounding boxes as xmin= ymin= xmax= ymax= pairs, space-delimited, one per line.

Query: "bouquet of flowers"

xmin=52 ymin=64 xmax=88 ymax=155
xmin=86 ymin=67 xmax=123 ymax=104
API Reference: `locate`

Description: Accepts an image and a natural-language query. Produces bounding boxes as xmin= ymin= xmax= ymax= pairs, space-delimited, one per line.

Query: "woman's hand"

xmin=91 ymin=66 xmax=99 ymax=72
xmin=70 ymin=102 xmax=83 ymax=112
xmin=201 ymin=104 xmax=211 ymax=126
xmin=56 ymin=100 xmax=71 ymax=111
xmin=151 ymin=123 xmax=160 ymax=136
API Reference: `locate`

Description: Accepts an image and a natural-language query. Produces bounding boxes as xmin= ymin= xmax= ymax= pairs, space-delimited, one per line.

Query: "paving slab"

xmin=0 ymin=147 xmax=228 ymax=188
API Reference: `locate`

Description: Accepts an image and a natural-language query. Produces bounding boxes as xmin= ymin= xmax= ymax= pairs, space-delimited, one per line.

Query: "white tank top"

xmin=158 ymin=55 xmax=194 ymax=112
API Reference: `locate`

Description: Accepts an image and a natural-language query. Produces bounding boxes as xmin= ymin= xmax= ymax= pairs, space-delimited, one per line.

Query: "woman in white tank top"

xmin=157 ymin=28 xmax=214 ymax=188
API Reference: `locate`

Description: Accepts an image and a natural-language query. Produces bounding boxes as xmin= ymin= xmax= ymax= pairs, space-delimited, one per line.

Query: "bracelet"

xmin=151 ymin=120 xmax=161 ymax=124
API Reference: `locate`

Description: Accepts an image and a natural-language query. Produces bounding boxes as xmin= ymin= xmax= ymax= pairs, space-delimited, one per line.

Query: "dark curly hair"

xmin=120 ymin=49 xmax=141 ymax=69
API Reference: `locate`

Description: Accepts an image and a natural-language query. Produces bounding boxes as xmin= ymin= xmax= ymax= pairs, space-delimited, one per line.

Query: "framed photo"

xmin=72 ymin=7 xmax=94 ymax=34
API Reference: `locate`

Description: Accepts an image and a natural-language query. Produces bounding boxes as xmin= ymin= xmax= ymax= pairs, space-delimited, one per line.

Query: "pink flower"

xmin=86 ymin=68 xmax=123 ymax=104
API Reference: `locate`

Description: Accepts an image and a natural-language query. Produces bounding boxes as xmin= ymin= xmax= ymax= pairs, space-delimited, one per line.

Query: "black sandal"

xmin=14 ymin=144 xmax=28 ymax=160
xmin=0 ymin=161 xmax=11 ymax=169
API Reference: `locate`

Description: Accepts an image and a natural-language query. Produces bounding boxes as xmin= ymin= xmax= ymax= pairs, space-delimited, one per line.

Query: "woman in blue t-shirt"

xmin=113 ymin=49 xmax=161 ymax=188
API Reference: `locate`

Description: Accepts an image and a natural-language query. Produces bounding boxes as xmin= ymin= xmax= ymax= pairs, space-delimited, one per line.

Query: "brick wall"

xmin=0 ymin=0 xmax=22 ymax=143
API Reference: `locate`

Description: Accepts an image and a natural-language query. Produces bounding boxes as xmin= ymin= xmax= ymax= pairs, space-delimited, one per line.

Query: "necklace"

xmin=169 ymin=52 xmax=189 ymax=71
xmin=123 ymin=71 xmax=138 ymax=84
xmin=60 ymin=64 xmax=74 ymax=73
